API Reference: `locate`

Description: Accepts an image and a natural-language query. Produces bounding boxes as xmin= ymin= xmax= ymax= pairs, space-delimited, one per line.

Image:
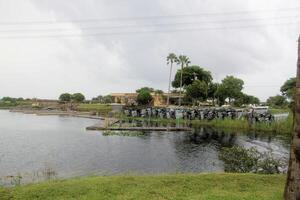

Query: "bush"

xmin=137 ymin=90 xmax=152 ymax=105
xmin=219 ymin=146 xmax=283 ymax=174
xmin=220 ymin=146 xmax=260 ymax=173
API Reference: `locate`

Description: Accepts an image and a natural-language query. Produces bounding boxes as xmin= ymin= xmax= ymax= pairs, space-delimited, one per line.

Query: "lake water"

xmin=0 ymin=110 xmax=290 ymax=184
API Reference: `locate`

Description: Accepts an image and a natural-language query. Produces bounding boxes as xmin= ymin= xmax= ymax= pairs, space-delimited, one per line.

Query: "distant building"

xmin=110 ymin=93 xmax=182 ymax=106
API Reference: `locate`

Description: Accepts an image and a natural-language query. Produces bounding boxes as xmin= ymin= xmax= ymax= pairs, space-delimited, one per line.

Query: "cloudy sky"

xmin=0 ymin=0 xmax=299 ymax=101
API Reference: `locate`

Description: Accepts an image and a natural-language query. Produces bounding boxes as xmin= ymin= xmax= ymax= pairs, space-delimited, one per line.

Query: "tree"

xmin=185 ymin=80 xmax=208 ymax=104
xmin=1 ymin=97 xmax=17 ymax=103
xmin=281 ymin=77 xmax=296 ymax=100
xmin=59 ymin=93 xmax=72 ymax=102
xmin=208 ymin=82 xmax=218 ymax=105
xmin=284 ymin=35 xmax=300 ymax=200
xmin=215 ymin=84 xmax=227 ymax=106
xmin=166 ymin=53 xmax=177 ymax=106
xmin=172 ymin=66 xmax=212 ymax=88
xmin=92 ymin=95 xmax=113 ymax=104
xmin=136 ymin=87 xmax=154 ymax=93
xmin=234 ymin=93 xmax=260 ymax=107
xmin=266 ymin=95 xmax=288 ymax=108
xmin=154 ymin=90 xmax=164 ymax=95
xmin=71 ymin=93 xmax=85 ymax=103
xmin=220 ymin=76 xmax=244 ymax=103
xmin=136 ymin=88 xmax=153 ymax=105
xmin=176 ymin=55 xmax=190 ymax=105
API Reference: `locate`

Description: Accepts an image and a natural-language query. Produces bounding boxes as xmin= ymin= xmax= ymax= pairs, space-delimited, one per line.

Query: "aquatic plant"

xmin=219 ymin=146 xmax=284 ymax=174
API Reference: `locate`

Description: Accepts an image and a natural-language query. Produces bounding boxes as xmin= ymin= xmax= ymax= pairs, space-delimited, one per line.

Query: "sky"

xmin=0 ymin=0 xmax=299 ymax=101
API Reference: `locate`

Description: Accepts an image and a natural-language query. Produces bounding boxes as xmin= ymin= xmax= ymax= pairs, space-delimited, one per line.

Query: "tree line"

xmin=164 ymin=53 xmax=260 ymax=106
xmin=58 ymin=93 xmax=85 ymax=103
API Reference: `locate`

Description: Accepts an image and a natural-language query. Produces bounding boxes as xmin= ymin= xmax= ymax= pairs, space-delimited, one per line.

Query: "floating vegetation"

xmin=219 ymin=146 xmax=286 ymax=174
xmin=102 ymin=130 xmax=146 ymax=137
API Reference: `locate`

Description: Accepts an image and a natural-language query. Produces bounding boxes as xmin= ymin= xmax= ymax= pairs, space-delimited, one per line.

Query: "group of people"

xmin=123 ymin=107 xmax=274 ymax=123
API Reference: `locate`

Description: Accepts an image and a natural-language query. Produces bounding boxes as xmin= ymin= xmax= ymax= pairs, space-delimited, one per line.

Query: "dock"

xmin=86 ymin=125 xmax=192 ymax=131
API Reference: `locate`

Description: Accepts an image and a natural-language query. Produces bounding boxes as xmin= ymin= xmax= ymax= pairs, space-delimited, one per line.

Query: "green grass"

xmin=121 ymin=115 xmax=293 ymax=135
xmin=269 ymin=108 xmax=290 ymax=114
xmin=191 ymin=115 xmax=293 ymax=135
xmin=0 ymin=174 xmax=285 ymax=200
xmin=0 ymin=100 xmax=31 ymax=109
xmin=76 ymin=104 xmax=112 ymax=115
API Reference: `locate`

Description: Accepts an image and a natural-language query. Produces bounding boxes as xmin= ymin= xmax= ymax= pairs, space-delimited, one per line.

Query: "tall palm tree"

xmin=166 ymin=53 xmax=177 ymax=106
xmin=176 ymin=55 xmax=190 ymax=106
xmin=285 ymin=34 xmax=300 ymax=200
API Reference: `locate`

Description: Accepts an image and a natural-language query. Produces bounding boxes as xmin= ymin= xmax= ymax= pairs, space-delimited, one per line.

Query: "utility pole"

xmin=284 ymin=34 xmax=300 ymax=200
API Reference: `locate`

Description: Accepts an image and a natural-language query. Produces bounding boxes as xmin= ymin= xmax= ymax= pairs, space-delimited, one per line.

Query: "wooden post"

xmin=284 ymin=34 xmax=300 ymax=200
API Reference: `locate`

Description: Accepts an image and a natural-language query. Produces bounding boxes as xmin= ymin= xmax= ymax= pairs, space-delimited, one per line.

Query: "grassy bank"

xmin=120 ymin=115 xmax=293 ymax=135
xmin=0 ymin=174 xmax=285 ymax=200
xmin=76 ymin=104 xmax=112 ymax=115
xmin=191 ymin=116 xmax=293 ymax=135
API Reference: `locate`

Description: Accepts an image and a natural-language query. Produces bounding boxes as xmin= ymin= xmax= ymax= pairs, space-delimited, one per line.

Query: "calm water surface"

xmin=0 ymin=110 xmax=290 ymax=183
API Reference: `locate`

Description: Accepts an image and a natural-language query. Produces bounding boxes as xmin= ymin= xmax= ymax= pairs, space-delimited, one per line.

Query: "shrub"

xmin=219 ymin=146 xmax=283 ymax=174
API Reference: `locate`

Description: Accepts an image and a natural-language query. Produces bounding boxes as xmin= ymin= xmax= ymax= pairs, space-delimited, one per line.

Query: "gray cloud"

xmin=0 ymin=0 xmax=299 ymax=100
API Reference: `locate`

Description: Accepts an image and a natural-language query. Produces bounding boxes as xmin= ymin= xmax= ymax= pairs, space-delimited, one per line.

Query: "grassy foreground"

xmin=0 ymin=174 xmax=285 ymax=200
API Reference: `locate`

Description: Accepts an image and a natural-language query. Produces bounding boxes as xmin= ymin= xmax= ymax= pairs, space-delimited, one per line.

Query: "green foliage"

xmin=92 ymin=95 xmax=113 ymax=104
xmin=220 ymin=146 xmax=260 ymax=173
xmin=154 ymin=89 xmax=164 ymax=95
xmin=2 ymin=174 xmax=285 ymax=200
xmin=76 ymin=104 xmax=112 ymax=114
xmin=166 ymin=53 xmax=177 ymax=65
xmin=267 ymin=95 xmax=288 ymax=108
xmin=185 ymin=80 xmax=208 ymax=102
xmin=0 ymin=97 xmax=30 ymax=108
xmin=136 ymin=89 xmax=153 ymax=105
xmin=122 ymin=114 xmax=293 ymax=135
xmin=59 ymin=93 xmax=72 ymax=102
xmin=71 ymin=93 xmax=85 ymax=103
xmin=280 ymin=77 xmax=296 ymax=100
xmin=176 ymin=55 xmax=190 ymax=68
xmin=207 ymin=82 xmax=218 ymax=100
xmin=2 ymin=97 xmax=17 ymax=103
xmin=172 ymin=65 xmax=212 ymax=88
xmin=136 ymin=87 xmax=154 ymax=93
xmin=220 ymin=146 xmax=283 ymax=174
xmin=234 ymin=93 xmax=260 ymax=106
xmin=215 ymin=84 xmax=227 ymax=105
xmin=220 ymin=76 xmax=244 ymax=103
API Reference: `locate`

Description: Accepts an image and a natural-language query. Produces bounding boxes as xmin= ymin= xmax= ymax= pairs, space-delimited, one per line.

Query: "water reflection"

xmin=0 ymin=110 xmax=290 ymax=185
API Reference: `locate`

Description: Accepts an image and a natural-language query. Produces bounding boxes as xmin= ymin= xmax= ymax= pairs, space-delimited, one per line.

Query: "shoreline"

xmin=8 ymin=109 xmax=105 ymax=120
xmin=118 ymin=116 xmax=293 ymax=135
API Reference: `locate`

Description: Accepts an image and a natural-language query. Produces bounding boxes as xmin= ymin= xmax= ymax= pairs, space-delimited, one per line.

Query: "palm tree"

xmin=166 ymin=53 xmax=177 ymax=106
xmin=176 ymin=55 xmax=190 ymax=106
xmin=284 ymin=34 xmax=300 ymax=200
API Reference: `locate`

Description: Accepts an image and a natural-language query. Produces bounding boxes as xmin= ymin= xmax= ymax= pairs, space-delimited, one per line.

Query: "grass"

xmin=191 ymin=115 xmax=293 ymax=135
xmin=0 ymin=173 xmax=285 ymax=200
xmin=76 ymin=104 xmax=112 ymax=115
xmin=0 ymin=101 xmax=31 ymax=109
xmin=120 ymin=115 xmax=293 ymax=135
xmin=269 ymin=108 xmax=290 ymax=114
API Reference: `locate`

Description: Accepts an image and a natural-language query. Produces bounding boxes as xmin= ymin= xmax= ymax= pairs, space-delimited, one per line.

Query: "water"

xmin=0 ymin=110 xmax=290 ymax=184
